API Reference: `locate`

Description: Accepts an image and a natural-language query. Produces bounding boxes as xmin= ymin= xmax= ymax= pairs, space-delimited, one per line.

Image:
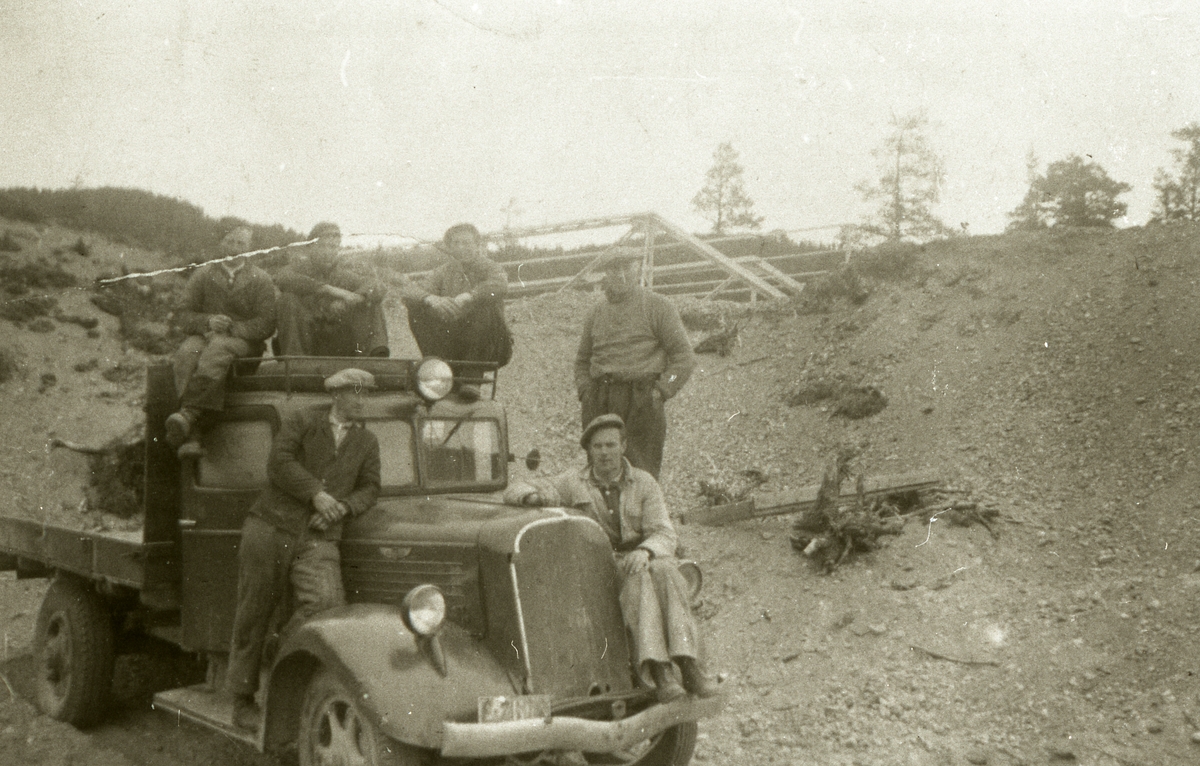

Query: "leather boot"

xmin=648 ymin=661 xmax=685 ymax=704
xmin=676 ymin=657 xmax=719 ymax=698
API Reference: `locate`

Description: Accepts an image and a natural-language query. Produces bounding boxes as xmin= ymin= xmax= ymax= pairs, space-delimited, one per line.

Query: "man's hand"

xmin=311 ymin=491 xmax=344 ymax=530
xmin=452 ymin=292 xmax=473 ymax=308
xmin=425 ymin=295 xmax=463 ymax=321
xmin=652 ymin=387 xmax=665 ymax=406
xmin=521 ymin=491 xmax=543 ymax=507
xmin=621 ymin=548 xmax=651 ymax=576
xmin=208 ymin=314 xmax=233 ymax=334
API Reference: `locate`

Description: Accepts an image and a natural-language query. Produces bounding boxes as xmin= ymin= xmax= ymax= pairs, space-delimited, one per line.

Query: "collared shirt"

xmin=219 ymin=259 xmax=246 ymax=284
xmin=328 ymin=410 xmax=354 ymax=449
xmin=589 ymin=467 xmax=623 ymax=537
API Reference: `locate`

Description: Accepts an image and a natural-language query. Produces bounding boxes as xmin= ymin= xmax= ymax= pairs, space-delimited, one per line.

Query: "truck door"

xmin=178 ymin=407 xmax=277 ymax=653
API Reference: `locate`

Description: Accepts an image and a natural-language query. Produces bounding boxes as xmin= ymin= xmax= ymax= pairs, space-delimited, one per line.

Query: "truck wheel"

xmin=33 ymin=575 xmax=116 ymax=728
xmin=591 ymin=722 xmax=697 ymax=766
xmin=298 ymin=669 xmax=423 ymax=766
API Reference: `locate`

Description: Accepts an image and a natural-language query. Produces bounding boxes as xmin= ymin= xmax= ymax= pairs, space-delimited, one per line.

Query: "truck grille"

xmin=341 ymin=540 xmax=484 ymax=636
xmin=504 ymin=517 xmax=634 ymax=697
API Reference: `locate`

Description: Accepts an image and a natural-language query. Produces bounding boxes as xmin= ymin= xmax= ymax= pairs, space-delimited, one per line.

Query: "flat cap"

xmin=596 ymin=247 xmax=643 ymax=269
xmin=581 ymin=413 xmax=625 ymax=450
xmin=324 ymin=368 xmax=377 ymax=392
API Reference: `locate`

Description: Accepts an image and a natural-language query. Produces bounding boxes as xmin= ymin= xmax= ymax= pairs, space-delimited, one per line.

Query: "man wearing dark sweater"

xmin=226 ymin=368 xmax=382 ymax=731
xmin=167 ymin=226 xmax=276 ymax=450
xmin=574 ymin=249 xmax=696 ymax=479
xmin=273 ymin=221 xmax=390 ymax=357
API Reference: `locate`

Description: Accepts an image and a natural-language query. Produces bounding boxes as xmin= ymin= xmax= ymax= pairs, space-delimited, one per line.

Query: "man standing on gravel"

xmin=166 ymin=225 xmax=276 ymax=452
xmin=505 ymin=414 xmax=718 ymax=703
xmin=226 ymin=368 xmax=381 ymax=732
xmin=574 ymin=248 xmax=695 ymax=479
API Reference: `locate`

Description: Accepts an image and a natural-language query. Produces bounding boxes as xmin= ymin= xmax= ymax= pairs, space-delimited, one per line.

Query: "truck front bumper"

xmin=440 ymin=695 xmax=723 ymax=758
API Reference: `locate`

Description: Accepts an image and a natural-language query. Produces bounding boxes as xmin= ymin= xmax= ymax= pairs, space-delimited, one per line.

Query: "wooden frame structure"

xmin=486 ymin=212 xmax=842 ymax=302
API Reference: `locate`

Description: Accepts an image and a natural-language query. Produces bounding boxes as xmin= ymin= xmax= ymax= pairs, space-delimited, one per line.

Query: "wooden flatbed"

xmin=0 ymin=516 xmax=145 ymax=589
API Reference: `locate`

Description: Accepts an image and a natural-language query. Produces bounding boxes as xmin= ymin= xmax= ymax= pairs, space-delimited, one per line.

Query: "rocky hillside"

xmin=2 ymin=216 xmax=1200 ymax=764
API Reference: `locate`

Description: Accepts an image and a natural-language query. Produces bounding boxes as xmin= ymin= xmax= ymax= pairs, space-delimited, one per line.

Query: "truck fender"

xmin=262 ymin=602 xmax=518 ymax=752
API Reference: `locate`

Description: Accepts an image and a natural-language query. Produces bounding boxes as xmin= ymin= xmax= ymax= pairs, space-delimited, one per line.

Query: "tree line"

xmin=692 ymin=117 xmax=1200 ymax=245
xmin=0 ymin=186 xmax=303 ymax=263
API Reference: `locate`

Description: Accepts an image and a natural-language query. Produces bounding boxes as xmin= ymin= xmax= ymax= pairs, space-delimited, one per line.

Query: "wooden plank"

xmin=153 ymin=685 xmax=257 ymax=746
xmin=685 ymin=471 xmax=941 ymax=527
xmin=648 ymin=215 xmax=787 ymax=299
xmin=743 ymin=255 xmax=806 ymax=295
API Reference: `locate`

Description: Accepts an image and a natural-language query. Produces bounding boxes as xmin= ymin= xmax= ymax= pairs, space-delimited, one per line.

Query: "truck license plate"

xmin=478 ymin=694 xmax=552 ymax=723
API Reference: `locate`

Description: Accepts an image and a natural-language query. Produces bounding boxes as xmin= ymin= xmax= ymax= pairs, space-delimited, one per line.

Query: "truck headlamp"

xmin=416 ymin=358 xmax=454 ymax=401
xmin=401 ymin=584 xmax=446 ymax=636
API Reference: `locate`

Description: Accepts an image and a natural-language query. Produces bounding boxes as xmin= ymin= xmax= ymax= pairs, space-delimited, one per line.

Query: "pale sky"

xmin=2 ymin=0 xmax=1198 ymax=242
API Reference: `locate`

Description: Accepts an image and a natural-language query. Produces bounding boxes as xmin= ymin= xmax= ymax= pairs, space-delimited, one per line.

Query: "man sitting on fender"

xmin=504 ymin=414 xmax=718 ymax=702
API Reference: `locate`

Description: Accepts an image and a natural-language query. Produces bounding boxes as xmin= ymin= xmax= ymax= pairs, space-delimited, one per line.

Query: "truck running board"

xmin=153 ymin=684 xmax=259 ymax=748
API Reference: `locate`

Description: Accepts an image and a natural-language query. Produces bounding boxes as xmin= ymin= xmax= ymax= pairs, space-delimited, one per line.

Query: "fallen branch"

xmin=909 ymin=644 xmax=1000 ymax=667
xmin=47 ymin=436 xmax=107 ymax=455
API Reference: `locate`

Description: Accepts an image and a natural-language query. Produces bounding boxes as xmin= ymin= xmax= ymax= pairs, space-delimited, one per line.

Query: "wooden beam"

xmin=685 ymin=471 xmax=942 ymax=526
xmin=649 ymin=214 xmax=787 ymax=299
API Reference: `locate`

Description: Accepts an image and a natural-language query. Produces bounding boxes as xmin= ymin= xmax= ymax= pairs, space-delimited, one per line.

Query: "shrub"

xmin=0 ymin=231 xmax=21 ymax=252
xmin=71 ymin=237 xmax=90 ymax=257
xmin=852 ymin=245 xmax=923 ymax=282
xmin=0 ymin=256 xmax=77 ymax=293
xmin=0 ymin=346 xmax=20 ymax=382
xmin=0 ymin=295 xmax=57 ymax=322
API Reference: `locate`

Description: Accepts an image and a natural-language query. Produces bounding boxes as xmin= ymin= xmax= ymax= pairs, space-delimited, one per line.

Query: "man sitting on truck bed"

xmin=505 ymin=413 xmax=718 ymax=703
xmin=166 ymin=225 xmax=277 ymax=452
xmin=272 ymin=221 xmax=391 ymax=357
xmin=226 ymin=368 xmax=382 ymax=731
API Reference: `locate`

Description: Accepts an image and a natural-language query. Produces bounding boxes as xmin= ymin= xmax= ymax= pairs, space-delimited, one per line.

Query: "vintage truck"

xmin=0 ymin=356 xmax=722 ymax=765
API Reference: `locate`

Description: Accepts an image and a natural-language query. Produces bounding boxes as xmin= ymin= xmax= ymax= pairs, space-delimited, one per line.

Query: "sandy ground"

xmin=3 ymin=221 xmax=1200 ymax=764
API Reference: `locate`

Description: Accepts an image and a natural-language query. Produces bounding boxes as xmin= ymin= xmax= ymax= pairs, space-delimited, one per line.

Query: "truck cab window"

xmin=364 ymin=420 xmax=416 ymax=487
xmin=419 ymin=419 xmax=504 ymax=486
xmin=196 ymin=420 xmax=273 ymax=489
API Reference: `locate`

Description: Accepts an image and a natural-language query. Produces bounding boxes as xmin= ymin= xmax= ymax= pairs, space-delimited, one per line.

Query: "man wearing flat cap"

xmin=227 ymin=368 xmax=381 ymax=731
xmin=273 ymin=222 xmax=391 ymax=357
xmin=399 ymin=222 xmax=512 ymax=368
xmin=505 ymin=414 xmax=718 ymax=703
xmin=574 ymin=248 xmax=696 ymax=479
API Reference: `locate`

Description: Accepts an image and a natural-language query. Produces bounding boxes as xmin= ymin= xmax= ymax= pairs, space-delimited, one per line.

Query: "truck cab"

xmin=9 ymin=356 xmax=721 ymax=766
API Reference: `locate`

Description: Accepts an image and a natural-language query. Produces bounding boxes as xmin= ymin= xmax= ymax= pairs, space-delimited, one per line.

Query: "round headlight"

xmin=416 ymin=358 xmax=453 ymax=401
xmin=402 ymin=584 xmax=446 ymax=636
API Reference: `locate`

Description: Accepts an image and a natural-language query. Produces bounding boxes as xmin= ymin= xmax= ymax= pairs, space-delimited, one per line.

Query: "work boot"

xmin=676 ymin=657 xmax=719 ymax=698
xmin=165 ymin=408 xmax=198 ymax=447
xmin=232 ymin=694 xmax=261 ymax=731
xmin=648 ymin=661 xmax=686 ymax=704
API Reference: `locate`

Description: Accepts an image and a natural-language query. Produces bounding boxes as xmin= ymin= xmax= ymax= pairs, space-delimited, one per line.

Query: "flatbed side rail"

xmin=229 ymin=356 xmax=501 ymax=399
xmin=0 ymin=516 xmax=143 ymax=589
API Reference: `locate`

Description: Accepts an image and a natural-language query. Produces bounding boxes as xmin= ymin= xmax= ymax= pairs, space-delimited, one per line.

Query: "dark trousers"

xmin=226 ymin=516 xmax=345 ymax=698
xmin=172 ymin=334 xmax=253 ymax=412
xmin=403 ymin=297 xmax=513 ymax=367
xmin=581 ymin=377 xmax=667 ymax=479
xmin=275 ymin=292 xmax=390 ymax=357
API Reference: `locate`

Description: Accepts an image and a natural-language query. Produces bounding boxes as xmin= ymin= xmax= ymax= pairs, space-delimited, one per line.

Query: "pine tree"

xmin=692 ymin=142 xmax=765 ymax=235
xmin=1151 ymin=123 xmax=1200 ymax=222
xmin=853 ymin=111 xmax=950 ymax=244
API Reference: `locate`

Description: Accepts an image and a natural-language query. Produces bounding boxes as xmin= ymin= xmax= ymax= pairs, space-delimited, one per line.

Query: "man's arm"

xmin=173 ymin=269 xmax=214 ymax=336
xmin=267 ymin=410 xmax=325 ymax=504
xmin=633 ymin=475 xmax=678 ymax=559
xmin=229 ymin=271 xmax=277 ymax=343
xmin=341 ymin=432 xmax=382 ymax=517
xmin=651 ymin=296 xmax=696 ymax=400
xmin=464 ymin=258 xmax=508 ymax=302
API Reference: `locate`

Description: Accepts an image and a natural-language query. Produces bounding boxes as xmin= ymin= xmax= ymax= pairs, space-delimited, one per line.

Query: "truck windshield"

xmin=364 ymin=420 xmax=416 ymax=487
xmin=419 ymin=418 xmax=504 ymax=486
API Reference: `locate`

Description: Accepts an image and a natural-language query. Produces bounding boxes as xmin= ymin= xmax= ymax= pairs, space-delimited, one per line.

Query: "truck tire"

xmin=591 ymin=721 xmax=698 ymax=765
xmin=33 ymin=575 xmax=116 ymax=728
xmin=298 ymin=669 xmax=425 ymax=766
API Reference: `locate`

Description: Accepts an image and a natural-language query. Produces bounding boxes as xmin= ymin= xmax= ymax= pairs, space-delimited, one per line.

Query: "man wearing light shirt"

xmin=226 ymin=367 xmax=381 ymax=731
